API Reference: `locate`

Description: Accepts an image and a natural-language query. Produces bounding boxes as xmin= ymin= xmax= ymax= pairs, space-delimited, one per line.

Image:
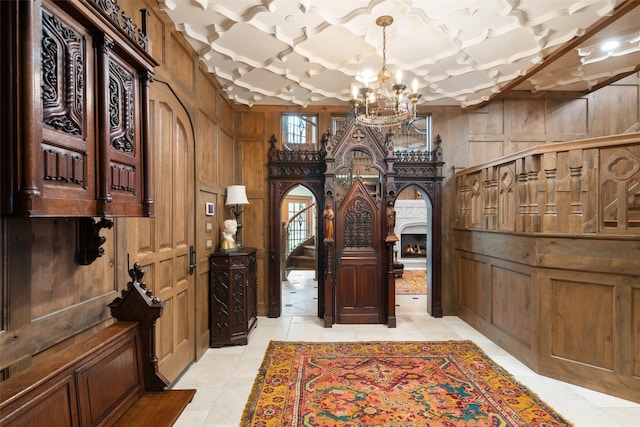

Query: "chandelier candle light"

xmin=351 ymin=15 xmax=422 ymax=129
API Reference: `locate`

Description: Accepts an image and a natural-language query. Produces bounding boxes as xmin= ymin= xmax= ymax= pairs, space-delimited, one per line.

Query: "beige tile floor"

xmin=173 ymin=271 xmax=640 ymax=427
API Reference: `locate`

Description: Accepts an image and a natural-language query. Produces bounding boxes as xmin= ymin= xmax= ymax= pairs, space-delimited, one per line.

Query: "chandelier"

xmin=350 ymin=15 xmax=421 ymax=129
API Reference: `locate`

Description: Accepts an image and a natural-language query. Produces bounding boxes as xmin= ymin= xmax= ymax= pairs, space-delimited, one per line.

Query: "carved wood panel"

xmin=335 ymin=178 xmax=383 ymax=324
xmin=2 ymin=0 xmax=156 ymax=217
xmin=40 ymin=4 xmax=95 ymax=203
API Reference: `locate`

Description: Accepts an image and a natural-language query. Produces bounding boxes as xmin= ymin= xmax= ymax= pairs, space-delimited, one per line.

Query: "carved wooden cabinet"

xmin=1 ymin=0 xmax=157 ymax=217
xmin=209 ymin=248 xmax=258 ymax=347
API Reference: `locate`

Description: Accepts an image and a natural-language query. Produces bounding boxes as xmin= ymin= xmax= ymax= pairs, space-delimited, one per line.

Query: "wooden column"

xmin=568 ymin=149 xmax=584 ymax=233
xmin=96 ymin=33 xmax=114 ymax=215
xmin=543 ymin=152 xmax=558 ymax=232
xmin=527 ymin=155 xmax=541 ymax=232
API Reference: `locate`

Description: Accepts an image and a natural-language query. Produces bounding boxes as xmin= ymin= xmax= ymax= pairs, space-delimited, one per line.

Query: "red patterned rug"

xmin=241 ymin=341 xmax=573 ymax=426
xmin=395 ymin=270 xmax=427 ymax=294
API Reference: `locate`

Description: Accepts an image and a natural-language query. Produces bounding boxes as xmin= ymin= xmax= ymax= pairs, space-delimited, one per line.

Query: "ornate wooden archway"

xmin=267 ymin=120 xmax=444 ymax=325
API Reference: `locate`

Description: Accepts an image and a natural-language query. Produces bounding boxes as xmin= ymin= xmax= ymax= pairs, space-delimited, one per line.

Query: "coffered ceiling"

xmin=157 ymin=0 xmax=640 ymax=109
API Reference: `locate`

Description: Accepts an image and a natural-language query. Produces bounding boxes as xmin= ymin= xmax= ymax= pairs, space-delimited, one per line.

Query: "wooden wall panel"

xmin=243 ymin=199 xmax=264 ymax=251
xmin=243 ymin=140 xmax=266 ymax=192
xmin=508 ymin=140 xmax=545 ymax=153
xmin=146 ymin=7 xmax=166 ymax=63
xmin=31 ymin=219 xmax=115 ymax=319
xmin=510 ymin=99 xmax=546 ymax=135
xmin=551 ymin=279 xmax=614 ymax=369
xmin=458 ymin=255 xmax=490 ymax=320
xmin=469 ymin=140 xmax=502 ymax=166
xmin=218 ymin=95 xmax=234 ymax=131
xmin=546 ymin=98 xmax=588 ymax=136
xmin=198 ymin=71 xmax=217 ymax=118
xmin=491 ymin=266 xmax=533 ymax=347
xmin=468 ymin=104 xmax=504 ymax=134
xmin=455 ymin=229 xmax=640 ymax=401
xmin=197 ymin=112 xmax=218 ymax=185
xmin=588 ymin=84 xmax=640 ymax=137
xmin=166 ymin=33 xmax=195 ymax=93
xmin=238 ymin=111 xmax=265 ymax=138
xmin=218 ymin=130 xmax=234 ymax=189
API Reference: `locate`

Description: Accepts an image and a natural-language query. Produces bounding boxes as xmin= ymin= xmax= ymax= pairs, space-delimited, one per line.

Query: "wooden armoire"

xmin=268 ymin=118 xmax=444 ymax=327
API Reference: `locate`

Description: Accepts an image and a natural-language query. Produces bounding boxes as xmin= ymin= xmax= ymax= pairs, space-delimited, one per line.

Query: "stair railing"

xmin=281 ymin=203 xmax=316 ymax=280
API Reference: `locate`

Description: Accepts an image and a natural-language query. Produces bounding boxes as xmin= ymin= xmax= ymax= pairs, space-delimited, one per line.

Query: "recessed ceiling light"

xmin=601 ymin=40 xmax=620 ymax=51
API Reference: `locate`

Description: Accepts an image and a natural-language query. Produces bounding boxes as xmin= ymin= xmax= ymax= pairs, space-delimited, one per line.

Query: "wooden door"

xmin=124 ymin=82 xmax=195 ymax=382
xmin=335 ymin=178 xmax=384 ymax=323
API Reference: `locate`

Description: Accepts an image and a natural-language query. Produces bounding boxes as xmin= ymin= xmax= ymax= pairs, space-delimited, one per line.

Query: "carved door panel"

xmin=124 ymin=82 xmax=195 ymax=382
xmin=335 ymin=179 xmax=384 ymax=323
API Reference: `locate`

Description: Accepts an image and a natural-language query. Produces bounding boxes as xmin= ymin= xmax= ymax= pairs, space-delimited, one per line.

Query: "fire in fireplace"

xmin=401 ymin=233 xmax=427 ymax=257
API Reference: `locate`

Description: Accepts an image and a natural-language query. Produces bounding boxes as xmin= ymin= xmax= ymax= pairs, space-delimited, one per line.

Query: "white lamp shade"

xmin=225 ymin=185 xmax=249 ymax=206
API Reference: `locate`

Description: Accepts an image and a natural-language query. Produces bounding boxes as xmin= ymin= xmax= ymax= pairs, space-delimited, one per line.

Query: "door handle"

xmin=189 ymin=245 xmax=196 ymax=275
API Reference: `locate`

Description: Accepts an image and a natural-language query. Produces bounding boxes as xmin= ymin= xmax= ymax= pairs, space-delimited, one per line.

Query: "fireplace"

xmin=393 ymin=199 xmax=430 ymax=270
xmin=401 ymin=233 xmax=427 ymax=257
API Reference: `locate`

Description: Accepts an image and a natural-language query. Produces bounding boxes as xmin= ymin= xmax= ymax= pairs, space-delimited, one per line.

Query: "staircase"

xmin=286 ymin=236 xmax=316 ymax=275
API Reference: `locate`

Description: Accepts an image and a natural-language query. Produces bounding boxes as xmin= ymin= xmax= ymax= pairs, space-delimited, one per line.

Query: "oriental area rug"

xmin=395 ymin=270 xmax=427 ymax=295
xmin=241 ymin=341 xmax=573 ymax=427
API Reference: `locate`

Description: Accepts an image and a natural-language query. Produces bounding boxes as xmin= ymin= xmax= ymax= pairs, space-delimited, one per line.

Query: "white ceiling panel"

xmin=158 ymin=0 xmax=640 ymax=108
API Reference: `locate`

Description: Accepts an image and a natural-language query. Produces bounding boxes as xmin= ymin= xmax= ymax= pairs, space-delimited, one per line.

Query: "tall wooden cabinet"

xmin=1 ymin=0 xmax=157 ymax=217
xmin=209 ymin=248 xmax=258 ymax=347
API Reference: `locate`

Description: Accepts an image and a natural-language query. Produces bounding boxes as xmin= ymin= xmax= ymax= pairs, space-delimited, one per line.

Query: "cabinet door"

xmin=39 ymin=3 xmax=98 ymax=215
xmin=102 ymin=52 xmax=145 ymax=216
xmin=2 ymin=0 xmax=155 ymax=217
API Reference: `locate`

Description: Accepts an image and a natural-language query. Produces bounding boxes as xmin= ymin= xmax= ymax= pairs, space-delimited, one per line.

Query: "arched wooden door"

xmin=334 ymin=178 xmax=384 ymax=323
xmin=124 ymin=82 xmax=196 ymax=382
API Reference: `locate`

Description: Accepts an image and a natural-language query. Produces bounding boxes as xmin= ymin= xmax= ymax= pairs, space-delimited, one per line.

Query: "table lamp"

xmin=225 ymin=185 xmax=249 ymax=247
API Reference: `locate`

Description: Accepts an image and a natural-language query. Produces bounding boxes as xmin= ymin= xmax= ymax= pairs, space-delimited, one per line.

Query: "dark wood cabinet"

xmin=1 ymin=0 xmax=157 ymax=217
xmin=209 ymin=248 xmax=258 ymax=347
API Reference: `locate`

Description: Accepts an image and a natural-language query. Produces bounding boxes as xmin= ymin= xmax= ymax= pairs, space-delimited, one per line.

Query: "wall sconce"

xmin=225 ymin=185 xmax=249 ymax=247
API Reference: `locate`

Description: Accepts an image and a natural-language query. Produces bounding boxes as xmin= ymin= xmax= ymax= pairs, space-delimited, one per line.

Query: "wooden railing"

xmin=452 ymin=132 xmax=640 ymax=403
xmin=455 ymin=132 xmax=640 ymax=235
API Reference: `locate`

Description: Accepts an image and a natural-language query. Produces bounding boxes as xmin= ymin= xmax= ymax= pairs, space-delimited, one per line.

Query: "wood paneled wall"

xmin=0 ymin=0 xmax=237 ymax=376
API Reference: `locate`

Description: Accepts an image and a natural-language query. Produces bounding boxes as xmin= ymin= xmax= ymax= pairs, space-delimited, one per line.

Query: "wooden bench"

xmin=0 ymin=264 xmax=196 ymax=427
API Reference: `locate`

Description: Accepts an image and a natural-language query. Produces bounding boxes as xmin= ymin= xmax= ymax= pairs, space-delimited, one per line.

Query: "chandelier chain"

xmin=350 ymin=15 xmax=421 ymax=129
xmin=382 ymin=24 xmax=387 ymax=74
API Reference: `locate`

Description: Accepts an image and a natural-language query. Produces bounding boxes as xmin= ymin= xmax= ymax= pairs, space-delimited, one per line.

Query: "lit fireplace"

xmin=401 ymin=233 xmax=427 ymax=257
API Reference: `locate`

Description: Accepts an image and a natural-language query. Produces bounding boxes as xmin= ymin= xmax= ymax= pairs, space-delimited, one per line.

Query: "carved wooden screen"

xmin=267 ymin=122 xmax=445 ymax=325
xmin=323 ymin=121 xmax=394 ymax=326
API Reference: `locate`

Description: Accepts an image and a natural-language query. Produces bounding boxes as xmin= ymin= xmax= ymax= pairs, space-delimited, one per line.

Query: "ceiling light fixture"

xmin=601 ymin=40 xmax=620 ymax=51
xmin=350 ymin=16 xmax=421 ymax=129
